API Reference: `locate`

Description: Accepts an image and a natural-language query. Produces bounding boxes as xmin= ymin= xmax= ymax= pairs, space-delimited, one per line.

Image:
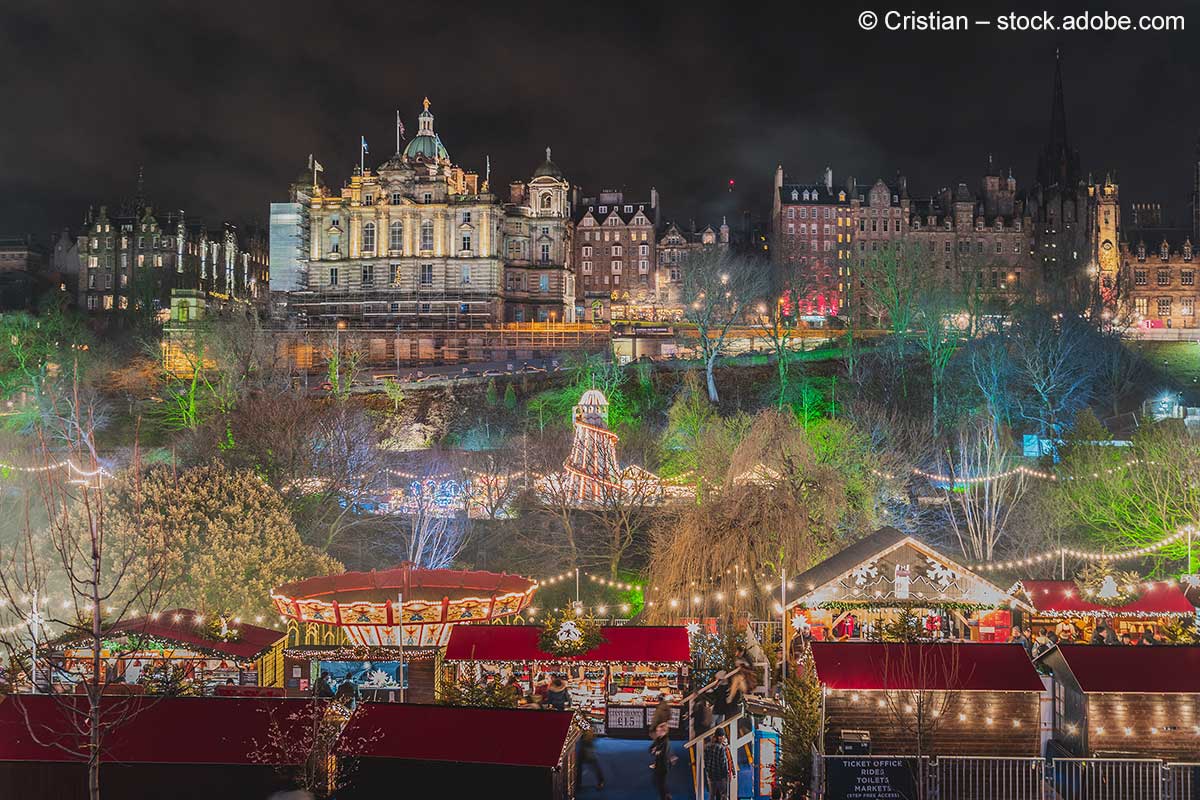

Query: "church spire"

xmin=1048 ymin=47 xmax=1068 ymax=159
xmin=1036 ymin=46 xmax=1080 ymax=189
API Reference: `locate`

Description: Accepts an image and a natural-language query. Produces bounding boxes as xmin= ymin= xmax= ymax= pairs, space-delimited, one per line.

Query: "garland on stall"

xmin=205 ymin=616 xmax=243 ymax=643
xmin=813 ymin=600 xmax=998 ymax=614
xmin=537 ymin=610 xmax=604 ymax=657
xmin=282 ymin=645 xmax=439 ymax=662
xmin=1073 ymin=563 xmax=1144 ymax=607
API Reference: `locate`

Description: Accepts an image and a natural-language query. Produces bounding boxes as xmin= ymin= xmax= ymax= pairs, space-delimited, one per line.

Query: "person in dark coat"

xmin=315 ymin=671 xmax=335 ymax=698
xmin=651 ymin=692 xmax=674 ymax=729
xmin=545 ymin=677 xmax=570 ymax=711
xmin=1141 ymin=626 xmax=1161 ymax=645
xmin=649 ymin=722 xmax=675 ymax=800
xmin=576 ymin=728 xmax=605 ymax=790
xmin=704 ymin=729 xmax=733 ymax=800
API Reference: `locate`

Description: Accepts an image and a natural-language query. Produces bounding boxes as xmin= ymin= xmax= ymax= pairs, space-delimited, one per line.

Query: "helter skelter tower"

xmin=562 ymin=389 xmax=622 ymax=502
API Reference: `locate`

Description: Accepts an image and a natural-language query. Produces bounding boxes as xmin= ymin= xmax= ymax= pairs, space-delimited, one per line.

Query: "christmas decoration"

xmin=537 ymin=610 xmax=604 ymax=657
xmin=1074 ymin=563 xmax=1144 ymax=607
xmin=205 ymin=615 xmax=242 ymax=643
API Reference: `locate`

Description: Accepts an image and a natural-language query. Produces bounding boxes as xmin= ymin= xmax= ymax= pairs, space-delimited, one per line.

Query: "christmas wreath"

xmin=1074 ymin=563 xmax=1143 ymax=607
xmin=537 ymin=610 xmax=604 ymax=657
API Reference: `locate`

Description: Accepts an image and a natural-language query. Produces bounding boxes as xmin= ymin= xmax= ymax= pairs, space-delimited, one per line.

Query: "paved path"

xmin=577 ymin=738 xmax=695 ymax=800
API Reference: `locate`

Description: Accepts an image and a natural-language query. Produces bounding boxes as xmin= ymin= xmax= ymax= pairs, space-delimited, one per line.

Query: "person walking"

xmin=576 ymin=727 xmax=605 ymax=791
xmin=314 ymin=671 xmax=335 ymax=698
xmin=704 ymin=729 xmax=734 ymax=800
xmin=649 ymin=722 xmax=675 ymax=800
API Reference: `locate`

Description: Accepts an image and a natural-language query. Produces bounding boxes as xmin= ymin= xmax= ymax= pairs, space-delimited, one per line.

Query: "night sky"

xmin=2 ymin=0 xmax=1197 ymax=240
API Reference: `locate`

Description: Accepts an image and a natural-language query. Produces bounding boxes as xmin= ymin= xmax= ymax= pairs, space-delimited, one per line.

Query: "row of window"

xmin=580 ymin=230 xmax=651 ymax=242
xmin=87 ymin=253 xmax=169 ymax=268
xmin=328 ymin=263 xmax=475 ymax=288
xmin=506 ymin=274 xmax=553 ymax=292
xmin=785 ymin=207 xmax=839 ymax=220
xmin=581 ymin=244 xmax=650 ymax=257
xmin=90 ymin=235 xmax=177 ymax=251
xmin=579 ymin=260 xmax=651 ymax=274
xmin=1133 ymin=297 xmax=1197 ymax=317
xmin=1135 ymin=242 xmax=1194 ymax=262
xmin=1133 ymin=269 xmax=1195 ymax=287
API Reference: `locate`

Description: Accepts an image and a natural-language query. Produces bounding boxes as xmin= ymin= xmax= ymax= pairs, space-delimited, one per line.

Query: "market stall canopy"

xmin=0 ymin=695 xmax=324 ymax=764
xmin=336 ymin=703 xmax=577 ymax=768
xmin=809 ymin=642 xmax=1045 ymax=691
xmin=1019 ymin=579 xmax=1196 ymax=617
xmin=784 ymin=527 xmax=1029 ymax=612
xmin=444 ymin=625 xmax=690 ymax=663
xmin=1037 ymin=644 xmax=1200 ymax=694
xmin=80 ymin=609 xmax=285 ymax=661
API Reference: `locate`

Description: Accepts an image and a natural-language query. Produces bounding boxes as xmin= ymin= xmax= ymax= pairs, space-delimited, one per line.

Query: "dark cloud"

xmin=2 ymin=0 xmax=1197 ymax=238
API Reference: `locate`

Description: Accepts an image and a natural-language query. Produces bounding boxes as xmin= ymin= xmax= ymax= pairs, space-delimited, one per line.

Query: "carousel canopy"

xmin=1037 ymin=644 xmax=1200 ymax=694
xmin=0 ymin=695 xmax=324 ymax=764
xmin=337 ymin=703 xmax=577 ymax=768
xmin=1020 ymin=580 xmax=1195 ymax=617
xmin=784 ymin=527 xmax=1028 ymax=611
xmin=89 ymin=609 xmax=284 ymax=661
xmin=444 ymin=625 xmax=690 ymax=663
xmin=810 ymin=642 xmax=1045 ymax=692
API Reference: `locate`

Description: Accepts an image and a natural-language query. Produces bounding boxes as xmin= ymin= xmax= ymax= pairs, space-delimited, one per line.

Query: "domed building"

xmin=401 ymin=98 xmax=451 ymax=163
xmin=502 ymin=147 xmax=576 ymax=323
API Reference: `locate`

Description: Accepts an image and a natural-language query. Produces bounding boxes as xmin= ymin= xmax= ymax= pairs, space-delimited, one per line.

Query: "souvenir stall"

xmin=46 ymin=609 xmax=286 ymax=693
xmin=444 ymin=623 xmax=691 ymax=738
xmin=784 ymin=527 xmax=1030 ymax=643
xmin=1018 ymin=568 xmax=1197 ymax=643
xmin=272 ymin=563 xmax=535 ymax=701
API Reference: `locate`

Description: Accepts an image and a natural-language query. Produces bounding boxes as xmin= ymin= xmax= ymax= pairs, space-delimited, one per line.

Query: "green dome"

xmin=403 ymin=133 xmax=449 ymax=162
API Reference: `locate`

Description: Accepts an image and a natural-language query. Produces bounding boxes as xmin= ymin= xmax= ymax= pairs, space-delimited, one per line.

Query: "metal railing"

xmin=1052 ymin=757 xmax=1167 ymax=800
xmin=933 ymin=756 xmax=1045 ymax=800
xmin=1166 ymin=763 xmax=1200 ymax=800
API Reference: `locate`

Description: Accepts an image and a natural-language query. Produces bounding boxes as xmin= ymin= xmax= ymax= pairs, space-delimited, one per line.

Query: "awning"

xmin=81 ymin=609 xmax=285 ymax=661
xmin=1043 ymin=644 xmax=1200 ymax=693
xmin=1020 ymin=580 xmax=1196 ymax=617
xmin=337 ymin=703 xmax=577 ymax=768
xmin=444 ymin=625 xmax=690 ymax=663
xmin=810 ymin=642 xmax=1045 ymax=691
xmin=0 ymin=695 xmax=324 ymax=764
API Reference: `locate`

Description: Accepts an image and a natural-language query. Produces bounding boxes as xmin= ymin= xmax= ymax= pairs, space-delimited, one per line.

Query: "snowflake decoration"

xmin=557 ymin=620 xmax=584 ymax=644
xmin=925 ymin=558 xmax=957 ymax=589
xmin=850 ymin=562 xmax=879 ymax=587
xmin=790 ymin=614 xmax=808 ymax=632
xmin=362 ymin=669 xmax=393 ymax=687
xmin=686 ymin=621 xmax=701 ymax=637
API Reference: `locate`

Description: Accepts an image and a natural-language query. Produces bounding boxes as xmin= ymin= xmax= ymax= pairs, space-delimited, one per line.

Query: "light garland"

xmin=0 ymin=459 xmax=112 ymax=478
xmin=873 ymin=458 xmax=1151 ymax=487
xmin=972 ymin=525 xmax=1196 ymax=571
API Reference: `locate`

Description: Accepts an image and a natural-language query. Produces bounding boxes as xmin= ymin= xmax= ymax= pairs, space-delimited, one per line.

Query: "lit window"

xmin=362 ymin=222 xmax=376 ymax=253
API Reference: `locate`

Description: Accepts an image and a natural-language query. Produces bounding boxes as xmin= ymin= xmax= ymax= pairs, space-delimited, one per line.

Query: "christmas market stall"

xmin=1017 ymin=572 xmax=1197 ymax=643
xmin=810 ymin=641 xmax=1046 ymax=757
xmin=1036 ymin=644 xmax=1200 ymax=760
xmin=444 ymin=623 xmax=691 ymax=738
xmin=271 ymin=563 xmax=535 ymax=701
xmin=783 ymin=527 xmax=1030 ymax=643
xmin=335 ymin=703 xmax=583 ymax=800
xmin=0 ymin=695 xmax=328 ymax=800
xmin=45 ymin=609 xmax=286 ymax=694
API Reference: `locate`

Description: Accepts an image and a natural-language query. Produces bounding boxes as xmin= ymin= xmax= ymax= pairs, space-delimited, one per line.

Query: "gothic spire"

xmin=1048 ymin=47 xmax=1068 ymax=157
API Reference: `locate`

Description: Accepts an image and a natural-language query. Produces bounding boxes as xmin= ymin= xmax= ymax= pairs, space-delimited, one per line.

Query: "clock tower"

xmin=1091 ymin=174 xmax=1120 ymax=310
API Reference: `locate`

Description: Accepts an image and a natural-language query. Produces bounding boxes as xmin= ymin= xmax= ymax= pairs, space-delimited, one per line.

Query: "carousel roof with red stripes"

xmin=271 ymin=562 xmax=536 ymax=648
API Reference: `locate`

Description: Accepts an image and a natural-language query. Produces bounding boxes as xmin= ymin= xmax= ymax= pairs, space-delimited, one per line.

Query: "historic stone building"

xmin=654 ymin=219 xmax=730 ymax=315
xmin=503 ymin=148 xmax=575 ymax=323
xmin=771 ymin=166 xmax=854 ymax=317
xmin=572 ymin=189 xmax=659 ymax=322
xmin=1120 ymin=231 xmax=1197 ymax=329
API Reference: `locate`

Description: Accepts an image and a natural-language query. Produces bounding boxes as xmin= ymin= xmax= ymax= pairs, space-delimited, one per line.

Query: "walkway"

xmin=579 ymin=738 xmax=755 ymax=799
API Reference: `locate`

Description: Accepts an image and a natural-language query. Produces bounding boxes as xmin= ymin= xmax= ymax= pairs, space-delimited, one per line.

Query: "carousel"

xmin=271 ymin=563 xmax=536 ymax=700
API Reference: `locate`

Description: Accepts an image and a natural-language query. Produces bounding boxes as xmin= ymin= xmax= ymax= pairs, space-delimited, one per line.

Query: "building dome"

xmin=532 ymin=146 xmax=563 ymax=179
xmin=402 ymin=97 xmax=450 ymax=162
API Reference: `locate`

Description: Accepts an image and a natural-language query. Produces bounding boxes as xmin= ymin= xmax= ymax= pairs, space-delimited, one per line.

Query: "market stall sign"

xmin=825 ymin=757 xmax=918 ymax=800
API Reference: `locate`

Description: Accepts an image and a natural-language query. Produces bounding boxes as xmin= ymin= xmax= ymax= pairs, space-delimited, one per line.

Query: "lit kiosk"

xmin=272 ymin=563 xmax=536 ymax=701
xmin=783 ymin=527 xmax=1030 ymax=643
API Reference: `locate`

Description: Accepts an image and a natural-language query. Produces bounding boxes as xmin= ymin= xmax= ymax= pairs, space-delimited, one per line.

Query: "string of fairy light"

xmin=874 ymin=457 xmax=1152 ymax=487
xmin=0 ymin=595 xmax=286 ymax=637
xmin=972 ymin=524 xmax=1196 ymax=571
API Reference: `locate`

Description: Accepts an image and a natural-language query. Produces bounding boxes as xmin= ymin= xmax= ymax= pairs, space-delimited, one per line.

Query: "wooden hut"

xmin=785 ymin=527 xmax=1030 ymax=642
xmin=1036 ymin=644 xmax=1200 ymax=759
xmin=1017 ymin=579 xmax=1196 ymax=643
xmin=335 ymin=703 xmax=582 ymax=800
xmin=811 ymin=641 xmax=1046 ymax=757
xmin=0 ymin=695 xmax=326 ymax=800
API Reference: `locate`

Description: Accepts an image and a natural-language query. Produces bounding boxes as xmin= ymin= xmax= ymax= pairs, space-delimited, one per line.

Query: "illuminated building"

xmin=572 ymin=188 xmax=660 ymax=322
xmin=772 ymin=166 xmax=853 ymax=318
xmin=503 ymin=148 xmax=576 ymax=323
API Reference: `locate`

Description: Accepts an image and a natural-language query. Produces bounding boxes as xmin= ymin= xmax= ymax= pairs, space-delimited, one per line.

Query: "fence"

xmin=815 ymin=755 xmax=1200 ymax=800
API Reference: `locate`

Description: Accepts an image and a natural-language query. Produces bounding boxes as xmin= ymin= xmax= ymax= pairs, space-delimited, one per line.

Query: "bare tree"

xmin=754 ymin=258 xmax=815 ymax=409
xmin=587 ymin=468 xmax=660 ymax=580
xmin=967 ymin=331 xmax=1014 ymax=440
xmin=0 ymin=415 xmax=168 ymax=800
xmin=938 ymin=419 xmax=1028 ymax=562
xmin=1009 ymin=310 xmax=1099 ymax=450
xmin=912 ymin=284 xmax=961 ymax=433
xmin=679 ymin=250 xmax=768 ymax=403
xmin=391 ymin=456 xmax=472 ymax=569
xmin=859 ymin=243 xmax=922 ymax=380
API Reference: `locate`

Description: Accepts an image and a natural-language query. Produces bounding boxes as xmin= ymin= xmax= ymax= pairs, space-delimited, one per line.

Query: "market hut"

xmin=784 ymin=527 xmax=1030 ymax=642
xmin=444 ymin=624 xmax=691 ymax=738
xmin=0 ymin=695 xmax=327 ymax=800
xmin=271 ymin=563 xmax=536 ymax=700
xmin=47 ymin=609 xmax=286 ymax=692
xmin=335 ymin=703 xmax=582 ymax=800
xmin=1017 ymin=578 xmax=1196 ymax=643
xmin=811 ymin=641 xmax=1046 ymax=757
xmin=1036 ymin=644 xmax=1200 ymax=759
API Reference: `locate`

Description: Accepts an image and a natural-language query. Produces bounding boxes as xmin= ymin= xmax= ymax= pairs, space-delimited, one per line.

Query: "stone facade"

xmin=654 ymin=220 xmax=729 ymax=316
xmin=772 ymin=166 xmax=854 ymax=317
xmin=1120 ymin=231 xmax=1198 ymax=329
xmin=503 ymin=149 xmax=575 ymax=323
xmin=572 ymin=189 xmax=659 ymax=322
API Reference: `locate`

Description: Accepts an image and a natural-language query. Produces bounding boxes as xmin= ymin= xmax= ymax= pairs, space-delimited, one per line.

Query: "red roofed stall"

xmin=334 ymin=703 xmax=581 ymax=800
xmin=0 ymin=695 xmax=327 ymax=800
xmin=1019 ymin=579 xmax=1196 ymax=647
xmin=809 ymin=642 xmax=1047 ymax=757
xmin=46 ymin=609 xmax=286 ymax=695
xmin=1036 ymin=644 xmax=1200 ymax=759
xmin=444 ymin=625 xmax=690 ymax=738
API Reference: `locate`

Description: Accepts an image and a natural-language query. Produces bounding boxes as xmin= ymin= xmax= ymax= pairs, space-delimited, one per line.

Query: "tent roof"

xmin=1039 ymin=644 xmax=1200 ymax=693
xmin=809 ymin=642 xmax=1045 ymax=691
xmin=89 ymin=609 xmax=284 ymax=661
xmin=444 ymin=625 xmax=690 ymax=663
xmin=1020 ymin=580 xmax=1196 ymax=616
xmin=336 ymin=703 xmax=576 ymax=768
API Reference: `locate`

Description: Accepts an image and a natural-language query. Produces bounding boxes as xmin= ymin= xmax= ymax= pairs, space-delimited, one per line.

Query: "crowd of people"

xmin=1009 ymin=620 xmax=1168 ymax=657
